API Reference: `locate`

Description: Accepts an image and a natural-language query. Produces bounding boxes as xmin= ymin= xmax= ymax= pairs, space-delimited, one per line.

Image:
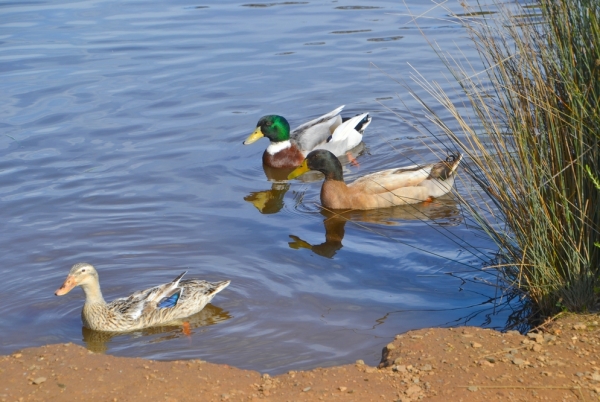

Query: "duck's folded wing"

xmin=292 ymin=105 xmax=344 ymax=135
xmin=292 ymin=106 xmax=344 ymax=151
xmin=107 ymin=272 xmax=188 ymax=320
xmin=350 ymin=164 xmax=433 ymax=194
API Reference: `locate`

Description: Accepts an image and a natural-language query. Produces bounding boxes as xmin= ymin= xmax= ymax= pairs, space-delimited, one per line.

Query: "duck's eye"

xmin=81 ymin=268 xmax=86 ymax=272
xmin=265 ymin=121 xmax=272 ymax=127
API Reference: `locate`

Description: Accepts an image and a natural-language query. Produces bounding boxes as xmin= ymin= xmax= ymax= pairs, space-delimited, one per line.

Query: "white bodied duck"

xmin=55 ymin=263 xmax=230 ymax=332
xmin=243 ymin=105 xmax=371 ymax=169
xmin=288 ymin=149 xmax=462 ymax=210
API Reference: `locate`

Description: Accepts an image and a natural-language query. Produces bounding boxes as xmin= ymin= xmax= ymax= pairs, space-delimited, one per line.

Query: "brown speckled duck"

xmin=55 ymin=263 xmax=230 ymax=332
xmin=243 ymin=105 xmax=371 ymax=169
xmin=288 ymin=150 xmax=462 ymax=210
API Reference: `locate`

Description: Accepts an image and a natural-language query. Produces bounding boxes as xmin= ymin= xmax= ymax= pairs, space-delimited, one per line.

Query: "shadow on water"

xmin=372 ymin=288 xmax=532 ymax=334
xmin=289 ymin=196 xmax=461 ymax=258
xmin=82 ymin=304 xmax=231 ymax=354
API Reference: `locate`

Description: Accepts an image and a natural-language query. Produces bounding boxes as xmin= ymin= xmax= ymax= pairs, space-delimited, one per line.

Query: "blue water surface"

xmin=0 ymin=0 xmax=518 ymax=373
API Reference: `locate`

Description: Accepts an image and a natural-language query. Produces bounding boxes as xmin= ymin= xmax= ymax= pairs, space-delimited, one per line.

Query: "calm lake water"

xmin=0 ymin=0 xmax=520 ymax=373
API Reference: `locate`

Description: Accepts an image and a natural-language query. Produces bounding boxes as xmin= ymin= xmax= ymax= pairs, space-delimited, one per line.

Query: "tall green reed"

xmin=411 ymin=0 xmax=600 ymax=315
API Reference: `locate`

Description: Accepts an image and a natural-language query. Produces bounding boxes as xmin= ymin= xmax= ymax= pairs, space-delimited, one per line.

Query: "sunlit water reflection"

xmin=1 ymin=0 xmax=522 ymax=373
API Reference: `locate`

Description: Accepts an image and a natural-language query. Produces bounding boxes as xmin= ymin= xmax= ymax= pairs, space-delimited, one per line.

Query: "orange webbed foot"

xmin=346 ymin=152 xmax=360 ymax=167
xmin=182 ymin=321 xmax=191 ymax=336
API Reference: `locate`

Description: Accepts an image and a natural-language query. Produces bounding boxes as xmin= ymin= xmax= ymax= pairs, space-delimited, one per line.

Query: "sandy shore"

xmin=1 ymin=314 xmax=599 ymax=401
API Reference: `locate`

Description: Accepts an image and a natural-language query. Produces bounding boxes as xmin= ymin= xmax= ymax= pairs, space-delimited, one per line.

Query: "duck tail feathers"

xmin=172 ymin=271 xmax=187 ymax=285
xmin=328 ymin=112 xmax=370 ymax=143
xmin=354 ymin=113 xmax=371 ymax=134
xmin=210 ymin=280 xmax=231 ymax=295
xmin=427 ymin=153 xmax=462 ymax=180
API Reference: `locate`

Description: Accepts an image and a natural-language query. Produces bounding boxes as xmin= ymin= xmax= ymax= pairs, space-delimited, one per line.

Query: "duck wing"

xmin=350 ymin=155 xmax=461 ymax=196
xmin=347 ymin=155 xmax=462 ymax=207
xmin=350 ymin=164 xmax=433 ymax=194
xmin=107 ymin=271 xmax=187 ymax=321
xmin=317 ymin=113 xmax=370 ymax=156
xmin=291 ymin=106 xmax=344 ymax=152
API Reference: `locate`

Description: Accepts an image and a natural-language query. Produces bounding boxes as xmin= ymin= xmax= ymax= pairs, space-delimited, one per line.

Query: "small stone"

xmin=32 ymin=377 xmax=46 ymax=385
xmin=405 ymin=385 xmax=422 ymax=397
xmin=302 ymin=387 xmax=311 ymax=392
xmin=386 ymin=343 xmax=396 ymax=350
xmin=467 ymin=386 xmax=478 ymax=392
xmin=573 ymin=323 xmax=587 ymax=330
xmin=471 ymin=342 xmax=482 ymax=348
xmin=13 ymin=353 xmax=22 ymax=359
xmin=394 ymin=357 xmax=403 ymax=364
xmin=355 ymin=360 xmax=364 ymax=365
xmin=393 ymin=365 xmax=407 ymax=373
xmin=591 ymin=373 xmax=600 ymax=382
xmin=506 ymin=330 xmax=521 ymax=336
xmin=512 ymin=358 xmax=528 ymax=366
xmin=532 ymin=344 xmax=543 ymax=352
xmin=485 ymin=356 xmax=496 ymax=364
xmin=338 ymin=386 xmax=347 ymax=392
xmin=421 ymin=364 xmax=433 ymax=371
xmin=527 ymin=333 xmax=544 ymax=343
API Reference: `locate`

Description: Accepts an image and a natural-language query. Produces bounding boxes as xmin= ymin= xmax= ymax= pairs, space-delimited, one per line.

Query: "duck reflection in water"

xmin=82 ymin=304 xmax=231 ymax=354
xmin=288 ymin=196 xmax=461 ymax=259
xmin=245 ymin=146 xmax=365 ymax=215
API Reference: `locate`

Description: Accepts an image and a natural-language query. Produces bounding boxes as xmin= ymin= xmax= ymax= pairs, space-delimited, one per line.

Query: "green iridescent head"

xmin=243 ymin=115 xmax=291 ymax=144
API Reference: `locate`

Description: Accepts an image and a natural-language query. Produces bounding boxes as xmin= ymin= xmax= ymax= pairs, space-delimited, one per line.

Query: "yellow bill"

xmin=287 ymin=159 xmax=310 ymax=180
xmin=243 ymin=127 xmax=264 ymax=145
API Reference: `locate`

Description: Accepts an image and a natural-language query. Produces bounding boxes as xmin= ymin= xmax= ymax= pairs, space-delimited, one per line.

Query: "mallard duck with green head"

xmin=244 ymin=105 xmax=371 ymax=169
xmin=55 ymin=263 xmax=230 ymax=332
xmin=288 ymin=149 xmax=462 ymax=210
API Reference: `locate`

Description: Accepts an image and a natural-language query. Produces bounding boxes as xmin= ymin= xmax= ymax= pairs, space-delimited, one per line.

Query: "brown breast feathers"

xmin=262 ymin=146 xmax=305 ymax=169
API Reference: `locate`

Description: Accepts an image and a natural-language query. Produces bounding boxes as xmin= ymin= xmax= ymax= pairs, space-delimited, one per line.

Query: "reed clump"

xmin=414 ymin=0 xmax=600 ymax=315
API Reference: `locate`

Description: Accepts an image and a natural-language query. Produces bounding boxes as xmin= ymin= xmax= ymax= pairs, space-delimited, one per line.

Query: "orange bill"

xmin=55 ymin=275 xmax=77 ymax=296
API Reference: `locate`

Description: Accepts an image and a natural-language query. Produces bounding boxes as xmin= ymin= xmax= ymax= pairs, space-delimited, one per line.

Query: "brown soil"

xmin=2 ymin=314 xmax=600 ymax=401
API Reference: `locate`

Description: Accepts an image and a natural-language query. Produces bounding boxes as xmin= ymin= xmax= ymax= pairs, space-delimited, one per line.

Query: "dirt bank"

xmin=1 ymin=314 xmax=599 ymax=401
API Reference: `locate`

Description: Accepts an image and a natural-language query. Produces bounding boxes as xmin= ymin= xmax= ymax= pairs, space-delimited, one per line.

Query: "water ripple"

xmin=0 ymin=0 xmax=515 ymax=374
